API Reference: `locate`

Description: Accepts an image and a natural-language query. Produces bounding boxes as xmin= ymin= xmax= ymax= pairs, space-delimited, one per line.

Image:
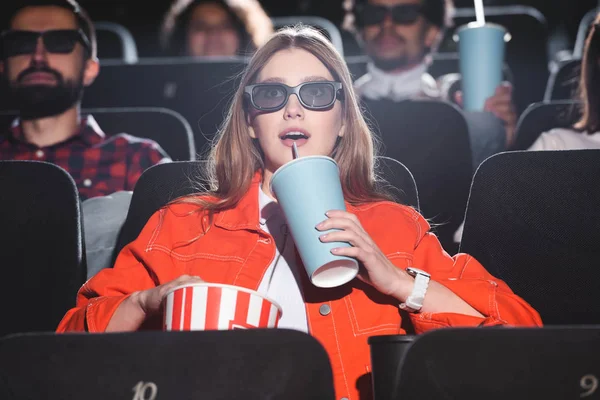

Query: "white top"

xmin=256 ymin=186 xmax=308 ymax=333
xmin=354 ymin=62 xmax=437 ymax=102
xmin=528 ymin=128 xmax=600 ymax=151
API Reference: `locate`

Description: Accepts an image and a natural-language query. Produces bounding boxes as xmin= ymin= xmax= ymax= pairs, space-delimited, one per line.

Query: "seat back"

xmin=0 ymin=329 xmax=335 ymax=399
xmin=394 ymin=326 xmax=600 ymax=399
xmin=363 ymin=98 xmax=472 ymax=253
xmin=376 ymin=156 xmax=419 ymax=210
xmin=459 ymin=150 xmax=600 ymax=325
xmin=345 ymin=55 xmax=369 ymax=81
xmin=113 ymin=157 xmax=419 ymax=258
xmin=113 ymin=160 xmax=207 ymax=257
xmin=0 ymin=161 xmax=84 ymax=337
xmin=512 ymin=100 xmax=582 ymax=150
xmin=86 ymin=107 xmax=196 ymax=161
xmin=94 ymin=21 xmax=139 ymax=64
xmin=544 ymin=58 xmax=581 ymax=101
xmin=80 ymin=58 xmax=247 ymax=155
xmin=0 ymin=107 xmax=196 ymax=161
xmin=573 ymin=7 xmax=599 ymax=58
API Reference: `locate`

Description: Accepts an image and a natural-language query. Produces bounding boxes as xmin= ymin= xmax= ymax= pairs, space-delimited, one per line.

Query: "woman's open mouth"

xmin=279 ymin=130 xmax=310 ymax=147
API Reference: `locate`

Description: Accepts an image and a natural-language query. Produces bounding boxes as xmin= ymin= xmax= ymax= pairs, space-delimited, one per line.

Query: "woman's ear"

xmin=338 ymin=123 xmax=345 ymax=138
xmin=248 ymin=125 xmax=257 ymax=139
xmin=246 ymin=111 xmax=257 ymax=138
xmin=338 ymin=99 xmax=346 ymax=138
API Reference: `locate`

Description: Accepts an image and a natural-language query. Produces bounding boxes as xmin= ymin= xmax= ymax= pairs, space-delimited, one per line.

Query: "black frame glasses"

xmin=360 ymin=3 xmax=423 ymax=26
xmin=244 ymin=81 xmax=343 ymax=112
xmin=0 ymin=29 xmax=91 ymax=58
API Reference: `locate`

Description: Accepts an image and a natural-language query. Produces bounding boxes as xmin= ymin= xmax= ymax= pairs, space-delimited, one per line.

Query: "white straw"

xmin=292 ymin=142 xmax=299 ymax=159
xmin=474 ymin=0 xmax=486 ymax=25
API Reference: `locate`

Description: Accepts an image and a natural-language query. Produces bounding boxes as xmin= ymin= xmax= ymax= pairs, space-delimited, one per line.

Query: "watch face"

xmin=407 ymin=267 xmax=430 ymax=278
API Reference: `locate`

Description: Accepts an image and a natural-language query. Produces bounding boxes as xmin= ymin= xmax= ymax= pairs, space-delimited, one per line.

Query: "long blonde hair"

xmin=574 ymin=14 xmax=600 ymax=133
xmin=181 ymin=25 xmax=394 ymax=218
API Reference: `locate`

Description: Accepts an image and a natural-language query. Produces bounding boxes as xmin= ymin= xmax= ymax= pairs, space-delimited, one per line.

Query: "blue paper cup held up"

xmin=455 ymin=22 xmax=510 ymax=111
xmin=270 ymin=156 xmax=359 ymax=288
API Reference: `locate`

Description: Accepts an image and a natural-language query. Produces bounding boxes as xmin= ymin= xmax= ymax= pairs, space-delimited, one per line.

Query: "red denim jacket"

xmin=57 ymin=174 xmax=542 ymax=400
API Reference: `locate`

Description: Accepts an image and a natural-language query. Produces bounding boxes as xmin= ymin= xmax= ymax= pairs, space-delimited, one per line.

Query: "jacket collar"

xmin=213 ymin=171 xmax=264 ymax=231
xmin=212 ymin=170 xmax=360 ymax=231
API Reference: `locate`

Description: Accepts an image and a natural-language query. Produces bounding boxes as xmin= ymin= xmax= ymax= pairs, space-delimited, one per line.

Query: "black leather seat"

xmin=573 ymin=7 xmax=599 ymax=59
xmin=94 ymin=21 xmax=139 ymax=63
xmin=362 ymin=98 xmax=472 ymax=254
xmin=376 ymin=156 xmax=419 ymax=210
xmin=544 ymin=58 xmax=581 ymax=101
xmin=460 ymin=150 xmax=600 ymax=325
xmin=0 ymin=107 xmax=196 ymax=161
xmin=86 ymin=107 xmax=196 ymax=161
xmin=511 ymin=100 xmax=582 ymax=150
xmin=393 ymin=326 xmax=600 ymax=399
xmin=80 ymin=57 xmax=248 ymax=155
xmin=0 ymin=329 xmax=335 ymax=400
xmin=0 ymin=161 xmax=85 ymax=337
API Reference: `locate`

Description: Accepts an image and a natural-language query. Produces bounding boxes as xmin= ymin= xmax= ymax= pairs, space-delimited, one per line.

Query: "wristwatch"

xmin=399 ymin=267 xmax=431 ymax=313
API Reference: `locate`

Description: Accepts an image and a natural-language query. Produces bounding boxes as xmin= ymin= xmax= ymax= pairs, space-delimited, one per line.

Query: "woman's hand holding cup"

xmin=316 ymin=210 xmax=413 ymax=301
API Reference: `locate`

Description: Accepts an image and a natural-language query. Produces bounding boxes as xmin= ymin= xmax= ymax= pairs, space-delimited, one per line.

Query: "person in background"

xmin=453 ymin=15 xmax=600 ymax=244
xmin=0 ymin=0 xmax=171 ymax=200
xmin=160 ymin=0 xmax=273 ymax=57
xmin=57 ymin=26 xmax=541 ymax=400
xmin=345 ymin=0 xmax=517 ymax=165
xmin=529 ymin=14 xmax=600 ymax=151
xmin=454 ymin=12 xmax=600 ymax=243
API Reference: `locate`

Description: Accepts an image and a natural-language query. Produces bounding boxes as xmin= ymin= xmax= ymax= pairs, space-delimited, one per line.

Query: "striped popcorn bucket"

xmin=163 ymin=283 xmax=283 ymax=331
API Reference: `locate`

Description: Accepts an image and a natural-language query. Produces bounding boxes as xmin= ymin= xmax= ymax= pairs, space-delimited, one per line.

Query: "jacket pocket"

xmin=343 ymin=287 xmax=404 ymax=337
xmin=343 ymin=253 xmax=412 ymax=336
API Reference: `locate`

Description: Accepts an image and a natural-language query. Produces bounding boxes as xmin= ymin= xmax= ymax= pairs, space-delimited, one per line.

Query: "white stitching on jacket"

xmin=330 ymin=303 xmax=352 ymax=400
xmin=145 ymin=209 xmax=165 ymax=252
xmin=146 ymin=244 xmax=246 ymax=263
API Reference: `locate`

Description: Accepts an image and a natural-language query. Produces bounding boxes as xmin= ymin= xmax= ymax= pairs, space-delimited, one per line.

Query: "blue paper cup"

xmin=270 ymin=156 xmax=359 ymax=288
xmin=456 ymin=22 xmax=509 ymax=111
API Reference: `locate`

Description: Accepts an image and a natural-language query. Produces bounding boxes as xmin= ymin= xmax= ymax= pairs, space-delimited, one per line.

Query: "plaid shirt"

xmin=0 ymin=115 xmax=171 ymax=200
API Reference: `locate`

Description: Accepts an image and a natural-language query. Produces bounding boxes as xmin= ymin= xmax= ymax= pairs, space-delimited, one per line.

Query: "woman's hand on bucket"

xmin=106 ymin=275 xmax=204 ymax=332
xmin=133 ymin=275 xmax=205 ymax=316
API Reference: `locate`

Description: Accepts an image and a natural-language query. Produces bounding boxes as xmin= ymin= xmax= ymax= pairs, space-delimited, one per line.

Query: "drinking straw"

xmin=474 ymin=0 xmax=485 ymax=25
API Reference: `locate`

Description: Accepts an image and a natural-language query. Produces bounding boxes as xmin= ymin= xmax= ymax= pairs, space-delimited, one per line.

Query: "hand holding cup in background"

xmin=455 ymin=22 xmax=510 ymax=112
xmin=455 ymin=82 xmax=517 ymax=147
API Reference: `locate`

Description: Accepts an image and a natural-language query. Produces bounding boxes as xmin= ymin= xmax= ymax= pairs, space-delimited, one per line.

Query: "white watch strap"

xmin=399 ymin=272 xmax=430 ymax=313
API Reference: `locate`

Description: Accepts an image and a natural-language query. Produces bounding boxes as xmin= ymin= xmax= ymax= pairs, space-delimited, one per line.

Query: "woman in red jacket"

xmin=58 ymin=25 xmax=542 ymax=400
